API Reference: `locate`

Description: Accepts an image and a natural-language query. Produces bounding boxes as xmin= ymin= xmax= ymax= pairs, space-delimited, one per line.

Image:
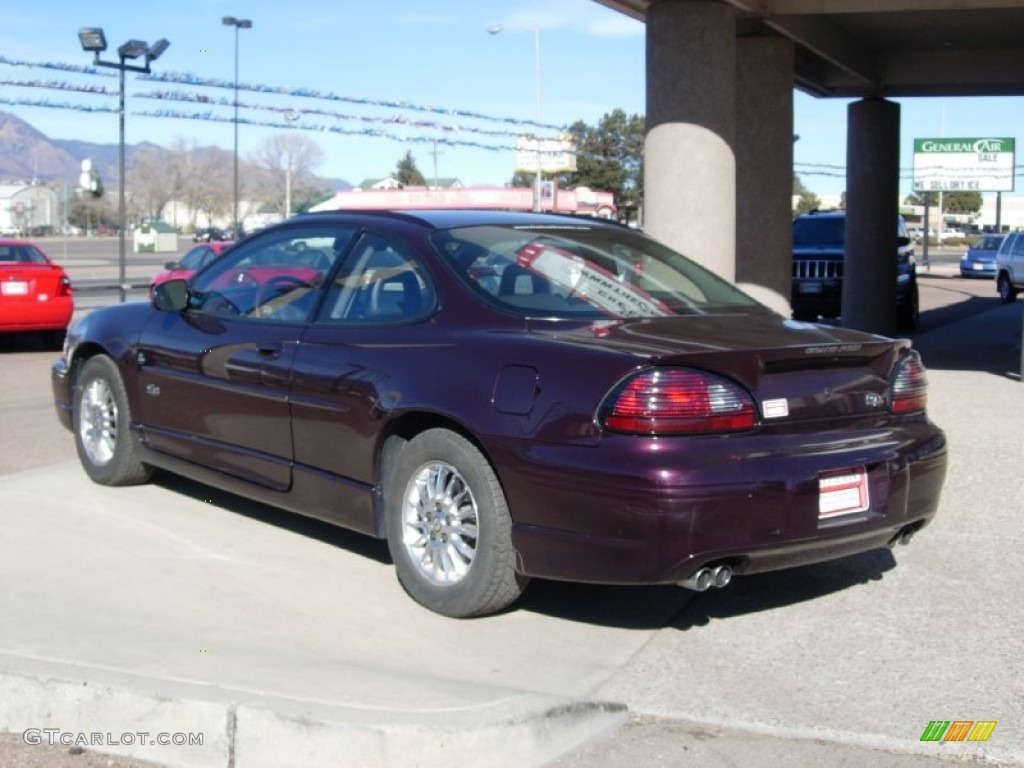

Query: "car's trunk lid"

xmin=0 ymin=263 xmax=69 ymax=303
xmin=526 ymin=313 xmax=905 ymax=424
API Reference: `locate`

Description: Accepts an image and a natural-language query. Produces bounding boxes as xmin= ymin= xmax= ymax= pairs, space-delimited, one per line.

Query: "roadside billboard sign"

xmin=515 ymin=134 xmax=577 ymax=173
xmin=913 ymin=137 xmax=1015 ymax=193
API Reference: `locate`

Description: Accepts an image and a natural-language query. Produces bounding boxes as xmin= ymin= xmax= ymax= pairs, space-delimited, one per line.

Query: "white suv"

xmin=995 ymin=231 xmax=1024 ymax=303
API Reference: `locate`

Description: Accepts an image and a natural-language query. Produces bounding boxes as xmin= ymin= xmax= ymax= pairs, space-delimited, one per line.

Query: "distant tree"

xmin=944 ymin=190 xmax=983 ymax=215
xmin=904 ymin=190 xmax=982 ymax=215
xmin=128 ymin=146 xmax=178 ymax=222
xmin=512 ymin=109 xmax=644 ymax=221
xmin=252 ymin=132 xmax=326 ymax=216
xmin=904 ymin=191 xmax=937 ymax=207
xmin=290 ymin=187 xmax=334 ymax=214
xmin=793 ymin=174 xmax=820 ymax=214
xmin=561 ymin=110 xmax=644 ymax=220
xmin=165 ymin=138 xmax=233 ymax=229
xmin=395 ymin=151 xmax=427 ymax=186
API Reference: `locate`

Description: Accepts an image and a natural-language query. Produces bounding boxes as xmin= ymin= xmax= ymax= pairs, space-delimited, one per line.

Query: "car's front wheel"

xmin=73 ymin=355 xmax=152 ymax=486
xmin=998 ymin=273 xmax=1018 ymax=304
xmin=384 ymin=429 xmax=527 ymax=618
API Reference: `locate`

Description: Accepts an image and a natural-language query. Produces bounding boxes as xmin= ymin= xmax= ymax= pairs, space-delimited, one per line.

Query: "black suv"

xmin=792 ymin=210 xmax=919 ymax=329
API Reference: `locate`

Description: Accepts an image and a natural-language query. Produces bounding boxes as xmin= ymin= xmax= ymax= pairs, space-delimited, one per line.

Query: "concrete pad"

xmin=0 ymin=463 xmax=653 ymax=767
xmin=588 ymin=339 xmax=1024 ymax=764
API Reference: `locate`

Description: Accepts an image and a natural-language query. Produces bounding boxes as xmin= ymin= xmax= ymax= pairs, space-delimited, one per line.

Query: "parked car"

xmin=0 ymin=238 xmax=73 ymax=348
xmin=149 ymin=241 xmax=234 ymax=294
xmin=52 ymin=210 xmax=948 ymax=618
xmin=960 ymin=234 xmax=1004 ymax=278
xmin=792 ymin=210 xmax=919 ymax=329
xmin=192 ymin=227 xmax=227 ymax=243
xmin=995 ymin=230 xmax=1024 ymax=302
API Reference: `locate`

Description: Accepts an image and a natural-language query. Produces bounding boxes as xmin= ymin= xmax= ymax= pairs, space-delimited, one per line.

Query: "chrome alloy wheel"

xmin=79 ymin=376 xmax=118 ymax=467
xmin=401 ymin=461 xmax=480 ymax=586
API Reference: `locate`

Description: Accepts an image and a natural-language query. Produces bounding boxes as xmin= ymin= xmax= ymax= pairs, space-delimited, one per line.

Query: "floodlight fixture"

xmin=75 ymin=28 xmax=171 ymax=302
xmin=117 ymin=39 xmax=150 ymax=60
xmin=78 ymin=27 xmax=107 ymax=53
xmin=147 ymin=38 xmax=170 ymax=62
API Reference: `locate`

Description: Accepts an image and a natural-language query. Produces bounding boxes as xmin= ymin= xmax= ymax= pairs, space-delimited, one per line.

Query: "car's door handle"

xmin=257 ymin=343 xmax=283 ymax=359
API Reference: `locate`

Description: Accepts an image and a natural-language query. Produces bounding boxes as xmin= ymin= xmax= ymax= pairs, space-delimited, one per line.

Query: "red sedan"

xmin=0 ymin=238 xmax=73 ymax=348
xmin=149 ymin=241 xmax=234 ymax=294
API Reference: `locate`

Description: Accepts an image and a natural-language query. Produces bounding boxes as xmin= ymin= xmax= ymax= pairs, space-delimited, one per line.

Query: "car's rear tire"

xmin=73 ymin=355 xmax=152 ymax=486
xmin=384 ymin=428 xmax=527 ymax=618
xmin=998 ymin=274 xmax=1018 ymax=304
xmin=897 ymin=282 xmax=919 ymax=330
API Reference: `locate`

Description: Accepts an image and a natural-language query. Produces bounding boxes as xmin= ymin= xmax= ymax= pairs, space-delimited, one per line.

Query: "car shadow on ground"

xmin=518 ymin=548 xmax=896 ymax=630
xmin=0 ymin=330 xmax=63 ymax=353
xmin=908 ymin=295 xmax=1022 ymax=379
xmin=152 ymin=470 xmax=393 ymax=565
xmin=151 ymin=470 xmax=897 ymax=629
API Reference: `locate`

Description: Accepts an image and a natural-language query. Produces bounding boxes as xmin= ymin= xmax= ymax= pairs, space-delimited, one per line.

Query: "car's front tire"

xmin=73 ymin=355 xmax=152 ymax=486
xmin=384 ymin=429 xmax=527 ymax=618
xmin=998 ymin=274 xmax=1018 ymax=304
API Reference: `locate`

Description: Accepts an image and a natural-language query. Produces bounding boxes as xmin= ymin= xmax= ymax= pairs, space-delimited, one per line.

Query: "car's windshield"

xmin=430 ymin=223 xmax=766 ymax=319
xmin=972 ymin=236 xmax=1003 ymax=251
xmin=179 ymin=247 xmax=213 ymax=270
xmin=793 ymin=217 xmax=845 ymax=246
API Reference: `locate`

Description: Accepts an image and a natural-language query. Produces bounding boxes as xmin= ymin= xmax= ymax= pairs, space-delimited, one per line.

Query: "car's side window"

xmin=187 ymin=226 xmax=358 ymax=322
xmin=316 ymin=234 xmax=435 ymax=324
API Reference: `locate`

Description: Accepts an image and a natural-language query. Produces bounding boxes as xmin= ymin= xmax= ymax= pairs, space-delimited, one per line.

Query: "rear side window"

xmin=431 ymin=223 xmax=765 ymax=319
xmin=316 ymin=234 xmax=435 ymax=324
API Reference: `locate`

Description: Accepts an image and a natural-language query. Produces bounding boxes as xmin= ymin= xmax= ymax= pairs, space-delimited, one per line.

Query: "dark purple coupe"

xmin=52 ymin=210 xmax=947 ymax=617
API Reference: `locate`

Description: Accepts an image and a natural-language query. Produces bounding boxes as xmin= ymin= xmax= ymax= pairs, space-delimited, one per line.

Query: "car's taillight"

xmin=890 ymin=352 xmax=927 ymax=413
xmin=56 ymin=274 xmax=72 ymax=297
xmin=600 ymin=368 xmax=756 ymax=435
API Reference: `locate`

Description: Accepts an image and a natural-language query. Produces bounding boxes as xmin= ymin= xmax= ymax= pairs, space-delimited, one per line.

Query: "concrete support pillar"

xmin=645 ymin=0 xmax=736 ymax=280
xmin=735 ymin=36 xmax=795 ymax=314
xmin=843 ymin=98 xmax=901 ymax=335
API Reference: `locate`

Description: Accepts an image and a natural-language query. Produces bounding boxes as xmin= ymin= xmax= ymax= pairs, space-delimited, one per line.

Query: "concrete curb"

xmin=0 ymin=656 xmax=628 ymax=768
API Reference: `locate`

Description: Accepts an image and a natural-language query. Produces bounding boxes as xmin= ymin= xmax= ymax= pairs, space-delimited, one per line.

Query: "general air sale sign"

xmin=913 ymin=137 xmax=1015 ymax=193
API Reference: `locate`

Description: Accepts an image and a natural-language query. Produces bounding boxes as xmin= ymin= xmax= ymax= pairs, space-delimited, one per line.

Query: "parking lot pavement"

xmin=1 ymin=276 xmax=1021 ymax=768
xmin=555 ymin=299 xmax=1024 ymax=767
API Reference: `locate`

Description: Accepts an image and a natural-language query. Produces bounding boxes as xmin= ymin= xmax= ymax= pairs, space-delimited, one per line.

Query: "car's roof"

xmin=297 ymin=209 xmax=620 ymax=231
xmin=0 ymin=238 xmax=38 ymax=246
xmin=794 ymin=210 xmax=844 ymax=220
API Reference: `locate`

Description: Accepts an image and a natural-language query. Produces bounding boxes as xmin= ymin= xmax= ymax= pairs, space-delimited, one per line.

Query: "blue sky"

xmin=1 ymin=0 xmax=1021 ymax=201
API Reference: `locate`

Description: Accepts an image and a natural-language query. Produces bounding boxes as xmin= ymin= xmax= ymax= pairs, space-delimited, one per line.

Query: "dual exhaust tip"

xmin=681 ymin=563 xmax=733 ymax=592
xmin=684 ymin=525 xmax=920 ymax=592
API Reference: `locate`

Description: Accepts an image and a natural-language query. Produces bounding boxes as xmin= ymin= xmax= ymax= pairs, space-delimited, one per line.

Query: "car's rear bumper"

xmin=51 ymin=358 xmax=73 ymax=431
xmin=493 ymin=420 xmax=947 ymax=585
xmin=0 ymin=298 xmax=73 ymax=332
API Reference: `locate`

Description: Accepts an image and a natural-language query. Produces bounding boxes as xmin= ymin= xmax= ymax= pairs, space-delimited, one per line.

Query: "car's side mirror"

xmin=164 ymin=260 xmax=181 ymax=270
xmin=152 ymin=279 xmax=189 ymax=312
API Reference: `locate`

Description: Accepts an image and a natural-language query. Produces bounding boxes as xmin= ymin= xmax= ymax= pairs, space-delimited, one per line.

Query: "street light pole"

xmin=284 ymin=111 xmax=300 ymax=218
xmin=78 ymin=29 xmax=169 ymax=303
xmin=487 ymin=23 xmax=543 ymax=212
xmin=223 ymin=16 xmax=252 ymax=238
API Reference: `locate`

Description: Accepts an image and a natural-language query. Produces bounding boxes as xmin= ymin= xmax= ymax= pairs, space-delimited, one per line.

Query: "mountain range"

xmin=0 ymin=111 xmax=350 ymax=190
